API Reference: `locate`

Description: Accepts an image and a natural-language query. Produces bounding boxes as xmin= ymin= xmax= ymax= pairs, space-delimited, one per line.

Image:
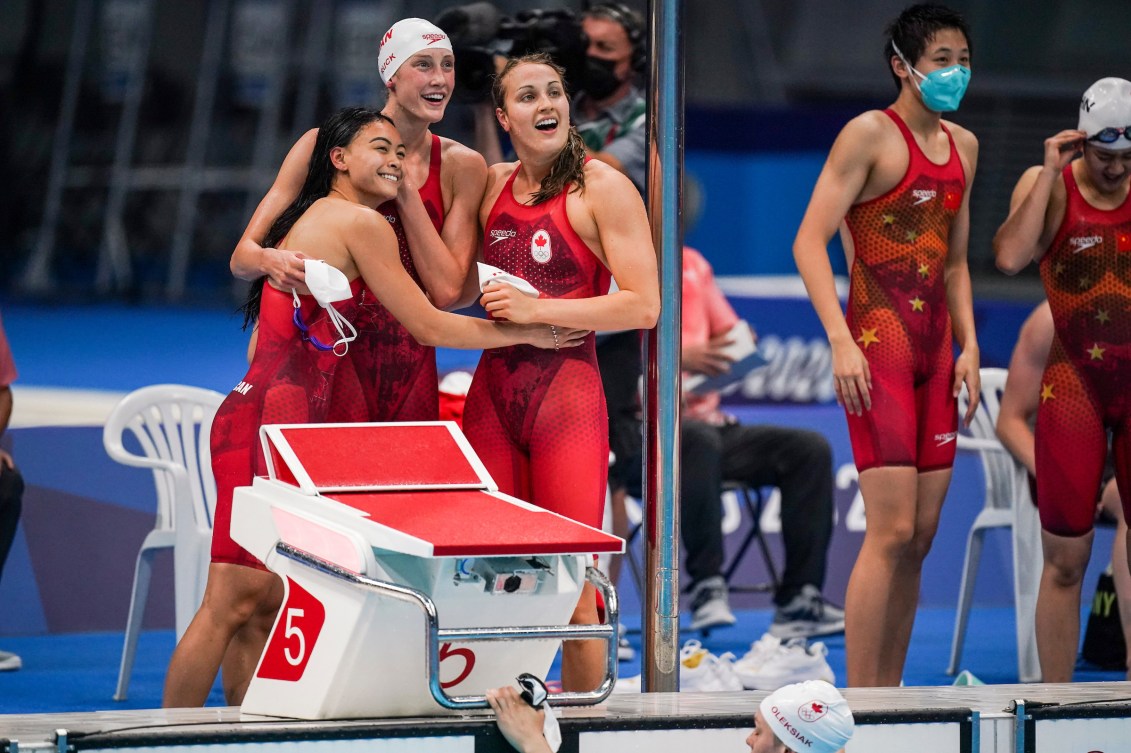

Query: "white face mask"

xmin=292 ymin=260 xmax=357 ymax=356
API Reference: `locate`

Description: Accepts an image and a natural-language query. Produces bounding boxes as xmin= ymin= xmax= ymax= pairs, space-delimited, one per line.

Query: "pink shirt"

xmin=682 ymin=248 xmax=739 ymax=424
xmin=0 ymin=312 xmax=16 ymax=388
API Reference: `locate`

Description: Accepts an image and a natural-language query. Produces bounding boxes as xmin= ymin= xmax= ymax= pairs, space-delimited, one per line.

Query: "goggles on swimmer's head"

xmin=1088 ymin=126 xmax=1131 ymax=144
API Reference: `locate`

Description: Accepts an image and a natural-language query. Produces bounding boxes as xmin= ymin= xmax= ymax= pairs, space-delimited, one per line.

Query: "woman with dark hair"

xmin=232 ymin=18 xmax=488 ymax=423
xmin=461 ymin=54 xmax=659 ymax=691
xmin=163 ymin=107 xmax=584 ymax=708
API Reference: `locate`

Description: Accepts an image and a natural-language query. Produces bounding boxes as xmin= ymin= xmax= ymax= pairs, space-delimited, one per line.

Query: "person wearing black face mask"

xmin=574 ymin=4 xmax=646 ymax=195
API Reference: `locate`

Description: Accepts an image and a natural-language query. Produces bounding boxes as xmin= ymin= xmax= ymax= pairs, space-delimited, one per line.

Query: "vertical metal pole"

xmin=642 ymin=0 xmax=683 ymax=693
xmin=24 ymin=0 xmax=95 ymax=294
xmin=96 ymin=0 xmax=156 ymax=293
xmin=167 ymin=0 xmax=232 ymax=300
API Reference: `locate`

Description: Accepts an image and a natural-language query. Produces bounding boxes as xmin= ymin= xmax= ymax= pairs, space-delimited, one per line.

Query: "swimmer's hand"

xmin=486 ymin=686 xmax=553 ymax=753
xmin=481 ymin=282 xmax=540 ymax=324
xmin=954 ymin=346 xmax=981 ymax=426
xmin=1044 ymin=129 xmax=1087 ymax=174
xmin=503 ymin=322 xmax=590 ymax=350
xmin=262 ymin=246 xmax=309 ymax=289
xmin=830 ymin=334 xmax=872 ymax=416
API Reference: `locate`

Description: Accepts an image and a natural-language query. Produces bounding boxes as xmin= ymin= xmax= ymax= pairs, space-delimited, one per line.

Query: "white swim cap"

xmin=378 ymin=18 xmax=453 ymax=84
xmin=1079 ymin=77 xmax=1131 ymax=150
xmin=759 ymin=680 xmax=855 ymax=753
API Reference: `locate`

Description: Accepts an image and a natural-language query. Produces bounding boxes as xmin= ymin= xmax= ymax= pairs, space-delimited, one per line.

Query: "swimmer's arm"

xmin=398 ymin=144 xmax=488 ymax=309
xmin=230 ymin=129 xmax=317 ymax=287
xmin=944 ymin=128 xmax=980 ymax=423
xmin=792 ymin=115 xmax=880 ymax=347
xmin=347 ymin=210 xmax=578 ymax=351
xmin=793 ymin=115 xmax=882 ymax=414
xmin=993 ymin=130 xmax=1082 ymax=274
xmin=996 ymin=303 xmax=1053 ymax=476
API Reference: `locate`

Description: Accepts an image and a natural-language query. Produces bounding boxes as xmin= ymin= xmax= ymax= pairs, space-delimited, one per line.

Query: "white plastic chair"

xmin=947 ymin=367 xmax=1043 ymax=683
xmin=104 ymin=384 xmax=224 ymax=700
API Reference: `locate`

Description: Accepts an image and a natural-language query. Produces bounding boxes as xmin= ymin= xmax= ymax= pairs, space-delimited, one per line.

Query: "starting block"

xmin=230 ymin=422 xmax=623 ymax=720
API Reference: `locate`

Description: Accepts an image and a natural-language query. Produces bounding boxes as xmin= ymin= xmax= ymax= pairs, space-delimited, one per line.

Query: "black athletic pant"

xmin=681 ymin=419 xmax=834 ymax=606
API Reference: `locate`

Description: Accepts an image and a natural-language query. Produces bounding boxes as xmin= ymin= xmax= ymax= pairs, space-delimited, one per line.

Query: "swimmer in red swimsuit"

xmin=994 ymin=76 xmax=1131 ymax=682
xmin=793 ymin=4 xmax=980 ymax=686
xmin=231 ymin=18 xmax=489 ymax=421
xmin=462 ymin=54 xmax=659 ymax=692
xmin=163 ymin=109 xmax=583 ymax=708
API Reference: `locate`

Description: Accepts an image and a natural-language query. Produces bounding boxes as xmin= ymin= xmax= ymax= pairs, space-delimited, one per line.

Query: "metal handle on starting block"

xmin=275 ymin=543 xmax=619 ymax=710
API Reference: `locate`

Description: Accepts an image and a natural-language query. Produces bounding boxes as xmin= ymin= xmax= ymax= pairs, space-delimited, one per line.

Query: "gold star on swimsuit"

xmin=857 ymin=328 xmax=880 ymax=349
xmin=910 ymin=297 xmax=926 ymax=312
xmin=918 ymin=263 xmax=930 ymax=278
xmin=1088 ymin=343 xmax=1106 ymax=360
xmin=882 ymin=214 xmax=896 ymax=226
xmin=1040 ymin=383 xmax=1055 ymax=403
xmin=1079 ymin=275 xmax=1091 ymax=288
xmin=1054 ymin=261 xmax=1065 ymax=275
xmin=1096 ymin=308 xmax=1111 ymax=324
xmin=905 ymin=229 xmax=919 ymax=242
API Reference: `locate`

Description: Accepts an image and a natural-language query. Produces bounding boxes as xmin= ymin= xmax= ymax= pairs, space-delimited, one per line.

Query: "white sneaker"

xmin=734 ymin=632 xmax=783 ymax=687
xmin=679 ymin=640 xmax=744 ymax=692
xmin=738 ymin=638 xmax=834 ymax=690
xmin=0 ymin=650 xmax=21 ymax=672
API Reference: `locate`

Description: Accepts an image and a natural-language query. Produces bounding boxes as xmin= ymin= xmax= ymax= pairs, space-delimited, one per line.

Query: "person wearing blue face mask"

xmin=793 ymin=3 xmax=980 ymax=687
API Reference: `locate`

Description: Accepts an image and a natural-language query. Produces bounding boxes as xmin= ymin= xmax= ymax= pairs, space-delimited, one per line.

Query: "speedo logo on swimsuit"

xmin=233 ymin=381 xmax=253 ymax=396
xmin=489 ymin=228 xmax=517 ymax=245
xmin=1070 ymin=235 xmax=1103 ymax=253
xmin=934 ymin=431 xmax=957 ymax=447
xmin=384 ymin=214 xmax=397 ymax=224
xmin=911 ymin=189 xmax=937 ymax=205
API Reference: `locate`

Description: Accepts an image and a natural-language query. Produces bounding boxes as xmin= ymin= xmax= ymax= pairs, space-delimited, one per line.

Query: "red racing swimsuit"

xmin=210 ymin=280 xmax=369 ymax=567
xmin=842 ymin=109 xmax=966 ymax=472
xmin=461 ymin=167 xmax=611 ymax=528
xmin=353 ymin=134 xmax=445 ymax=422
xmin=1036 ymin=164 xmax=1131 ymax=536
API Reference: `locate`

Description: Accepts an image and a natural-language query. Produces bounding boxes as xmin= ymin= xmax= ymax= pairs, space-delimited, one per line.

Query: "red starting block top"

xmin=260 ymin=423 xmax=494 ymax=493
xmin=324 ymin=489 xmax=622 ymax=556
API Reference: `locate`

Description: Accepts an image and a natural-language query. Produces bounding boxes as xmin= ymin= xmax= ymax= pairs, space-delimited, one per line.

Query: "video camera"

xmin=434 ymin=2 xmax=589 ymax=103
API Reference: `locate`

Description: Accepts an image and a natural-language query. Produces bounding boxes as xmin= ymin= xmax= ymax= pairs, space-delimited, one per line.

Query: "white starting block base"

xmin=230 ymin=423 xmax=623 ymax=720
xmin=7 ymin=683 xmax=1131 ymax=753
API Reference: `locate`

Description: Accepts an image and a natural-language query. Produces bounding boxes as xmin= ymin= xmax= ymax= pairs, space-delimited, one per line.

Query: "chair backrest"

xmin=957 ymin=367 xmax=1022 ymax=511
xmin=103 ymin=384 xmax=225 ymax=531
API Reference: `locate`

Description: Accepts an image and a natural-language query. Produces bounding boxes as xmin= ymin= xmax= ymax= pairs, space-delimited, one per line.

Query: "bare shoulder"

xmin=581 ymin=157 xmax=635 ymax=196
xmin=943 ymin=119 xmax=978 ymax=151
xmin=840 ymin=110 xmax=895 ymax=145
xmin=335 ymin=201 xmax=394 ymax=240
xmin=825 ymin=110 xmax=894 ymax=166
xmin=485 ymin=161 xmax=518 ymax=194
xmin=439 ymin=136 xmax=488 ymax=174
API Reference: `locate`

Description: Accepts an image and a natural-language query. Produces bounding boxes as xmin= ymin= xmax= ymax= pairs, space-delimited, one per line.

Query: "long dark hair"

xmin=492 ymin=53 xmax=586 ymax=206
xmin=239 ymin=107 xmax=395 ymax=327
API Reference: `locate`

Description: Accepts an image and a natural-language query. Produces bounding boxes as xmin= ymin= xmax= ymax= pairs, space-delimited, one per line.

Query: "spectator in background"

xmin=996 ymin=301 xmax=1131 ymax=680
xmin=0 ymin=311 xmax=25 ymax=672
xmin=679 ymin=248 xmax=844 ymax=639
xmin=993 ymin=76 xmax=1131 ymax=682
